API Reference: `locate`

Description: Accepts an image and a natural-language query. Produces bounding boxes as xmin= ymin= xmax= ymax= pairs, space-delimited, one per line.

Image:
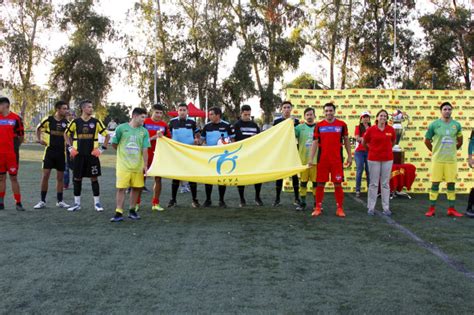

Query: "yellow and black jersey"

xmin=37 ymin=115 xmax=69 ymax=151
xmin=65 ymin=117 xmax=107 ymax=155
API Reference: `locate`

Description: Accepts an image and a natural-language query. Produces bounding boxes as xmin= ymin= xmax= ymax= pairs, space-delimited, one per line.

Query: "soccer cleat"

xmin=272 ymin=198 xmax=281 ymax=207
xmin=56 ymin=201 xmax=70 ymax=208
xmin=134 ymin=204 xmax=140 ymax=212
xmin=67 ymin=203 xmax=81 ymax=212
xmin=0 ymin=203 xmax=4 ymax=210
xmin=110 ymin=214 xmax=123 ymax=222
xmin=152 ymin=204 xmax=164 ymax=211
xmin=367 ymin=209 xmax=375 ymax=216
xmin=382 ymin=209 xmax=392 ymax=216
xmin=255 ymin=198 xmax=264 ymax=206
xmin=311 ymin=206 xmax=322 ymax=217
xmin=16 ymin=203 xmax=25 ymax=211
xmin=128 ymin=210 xmax=141 ymax=220
xmin=447 ymin=207 xmax=463 ymax=217
xmin=33 ymin=201 xmax=46 ymax=209
xmin=95 ymin=203 xmax=104 ymax=212
xmin=466 ymin=209 xmax=474 ymax=218
xmin=218 ymin=201 xmax=227 ymax=208
xmin=296 ymin=202 xmax=307 ymax=211
xmin=191 ymin=199 xmax=201 ymax=208
xmin=203 ymin=200 xmax=212 ymax=207
xmin=167 ymin=199 xmax=177 ymax=208
xmin=336 ymin=207 xmax=346 ymax=217
xmin=355 ymin=191 xmax=361 ymax=198
xmin=425 ymin=206 xmax=435 ymax=217
xmin=293 ymin=198 xmax=301 ymax=206
xmin=239 ymin=199 xmax=246 ymax=208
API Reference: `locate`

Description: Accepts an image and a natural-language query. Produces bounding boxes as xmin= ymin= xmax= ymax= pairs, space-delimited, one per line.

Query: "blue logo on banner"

xmin=208 ymin=145 xmax=243 ymax=175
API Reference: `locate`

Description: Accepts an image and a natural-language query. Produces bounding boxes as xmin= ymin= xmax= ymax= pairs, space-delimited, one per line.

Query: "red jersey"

xmin=363 ymin=125 xmax=396 ymax=161
xmin=354 ymin=125 xmax=368 ymax=152
xmin=143 ymin=118 xmax=171 ymax=154
xmin=313 ymin=118 xmax=348 ymax=163
xmin=0 ymin=112 xmax=24 ymax=154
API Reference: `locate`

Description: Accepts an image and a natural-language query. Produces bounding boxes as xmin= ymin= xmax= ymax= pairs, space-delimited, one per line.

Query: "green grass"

xmin=1 ymin=145 xmax=473 ymax=313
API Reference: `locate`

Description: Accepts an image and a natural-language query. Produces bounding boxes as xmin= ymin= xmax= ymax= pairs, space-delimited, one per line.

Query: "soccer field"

xmin=1 ymin=145 xmax=473 ymax=313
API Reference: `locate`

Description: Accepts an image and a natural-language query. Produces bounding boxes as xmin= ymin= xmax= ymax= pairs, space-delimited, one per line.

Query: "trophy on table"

xmin=391 ymin=109 xmax=410 ymax=164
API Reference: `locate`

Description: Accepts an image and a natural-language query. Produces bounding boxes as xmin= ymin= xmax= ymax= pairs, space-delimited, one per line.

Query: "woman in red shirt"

xmin=354 ymin=111 xmax=371 ymax=197
xmin=363 ymin=109 xmax=396 ymax=216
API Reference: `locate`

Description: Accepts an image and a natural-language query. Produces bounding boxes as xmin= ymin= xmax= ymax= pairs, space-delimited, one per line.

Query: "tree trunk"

xmin=340 ymin=0 xmax=352 ymax=89
xmin=329 ymin=0 xmax=341 ymax=90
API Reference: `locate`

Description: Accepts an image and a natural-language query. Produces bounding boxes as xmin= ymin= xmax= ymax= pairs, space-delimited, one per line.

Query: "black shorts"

xmin=43 ymin=148 xmax=66 ymax=171
xmin=72 ymin=155 xmax=101 ymax=178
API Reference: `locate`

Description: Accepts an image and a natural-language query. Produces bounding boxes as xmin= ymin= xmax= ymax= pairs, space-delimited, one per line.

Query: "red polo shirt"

xmin=363 ymin=125 xmax=396 ymax=161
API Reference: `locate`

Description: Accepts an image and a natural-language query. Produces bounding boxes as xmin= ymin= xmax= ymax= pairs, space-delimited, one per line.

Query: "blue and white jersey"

xmin=168 ymin=117 xmax=199 ymax=145
xmin=201 ymin=120 xmax=234 ymax=146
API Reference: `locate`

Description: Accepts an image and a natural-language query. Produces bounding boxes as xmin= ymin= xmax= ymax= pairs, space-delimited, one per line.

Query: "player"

xmin=136 ymin=103 xmax=171 ymax=211
xmin=201 ymin=106 xmax=234 ymax=208
xmin=424 ymin=102 xmax=463 ymax=217
xmin=0 ymin=97 xmax=25 ymax=211
xmin=273 ymin=101 xmax=300 ymax=207
xmin=33 ymin=101 xmax=71 ymax=209
xmin=110 ymin=108 xmax=151 ymax=222
xmin=64 ymin=100 xmax=110 ymax=212
xmin=167 ymin=103 xmax=201 ymax=208
xmin=294 ymin=107 xmax=318 ymax=211
xmin=308 ymin=103 xmax=352 ymax=217
xmin=233 ymin=105 xmax=263 ymax=207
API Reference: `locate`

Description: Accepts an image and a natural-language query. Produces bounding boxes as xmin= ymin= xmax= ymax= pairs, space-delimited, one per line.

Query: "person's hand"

xmin=37 ymin=140 xmax=47 ymax=146
xmin=91 ymin=148 xmax=102 ymax=157
xmin=469 ymin=157 xmax=474 ymax=168
xmin=308 ymin=161 xmax=316 ymax=167
xmin=143 ymin=166 xmax=148 ymax=176
xmin=69 ymin=147 xmax=78 ymax=158
xmin=344 ymin=155 xmax=353 ymax=168
xmin=194 ymin=138 xmax=200 ymax=145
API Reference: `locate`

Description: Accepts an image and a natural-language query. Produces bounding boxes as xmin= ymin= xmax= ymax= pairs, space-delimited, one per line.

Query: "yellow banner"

xmin=147 ymin=119 xmax=307 ymax=186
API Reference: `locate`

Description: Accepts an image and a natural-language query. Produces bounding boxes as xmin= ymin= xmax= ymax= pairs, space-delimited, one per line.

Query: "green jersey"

xmin=295 ymin=123 xmax=317 ymax=164
xmin=112 ymin=123 xmax=151 ymax=172
xmin=425 ymin=119 xmax=462 ymax=164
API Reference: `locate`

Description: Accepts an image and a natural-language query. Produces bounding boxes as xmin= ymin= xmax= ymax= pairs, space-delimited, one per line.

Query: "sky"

xmin=1 ymin=0 xmax=472 ymax=116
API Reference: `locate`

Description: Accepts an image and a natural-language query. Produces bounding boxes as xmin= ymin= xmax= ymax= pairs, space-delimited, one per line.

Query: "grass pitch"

xmin=0 ymin=145 xmax=473 ymax=313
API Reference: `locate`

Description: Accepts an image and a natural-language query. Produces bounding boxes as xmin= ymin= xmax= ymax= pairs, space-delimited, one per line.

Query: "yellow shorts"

xmin=431 ymin=162 xmax=457 ymax=183
xmin=300 ymin=166 xmax=317 ymax=183
xmin=116 ymin=170 xmax=144 ymax=189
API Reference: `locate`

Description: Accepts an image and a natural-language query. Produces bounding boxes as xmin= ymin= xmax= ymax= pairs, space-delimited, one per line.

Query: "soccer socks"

xmin=275 ymin=179 xmax=283 ymax=199
xmin=0 ymin=191 xmax=5 ymax=204
xmin=237 ymin=186 xmax=245 ymax=200
xmin=152 ymin=197 xmax=159 ymax=206
xmin=13 ymin=193 xmax=21 ymax=204
xmin=74 ymin=196 xmax=81 ymax=205
xmin=91 ymin=180 xmax=100 ymax=197
xmin=171 ymin=180 xmax=179 ymax=201
xmin=315 ymin=186 xmax=325 ymax=206
xmin=429 ymin=183 xmax=440 ymax=206
xmin=468 ymin=188 xmax=474 ymax=211
xmin=189 ymin=182 xmax=197 ymax=200
xmin=218 ymin=185 xmax=226 ymax=202
xmin=446 ymin=183 xmax=456 ymax=208
xmin=299 ymin=182 xmax=308 ymax=204
xmin=73 ymin=179 xmax=82 ymax=197
xmin=205 ymin=184 xmax=213 ymax=201
xmin=57 ymin=192 xmax=63 ymax=202
xmin=255 ymin=183 xmax=262 ymax=200
xmin=334 ymin=186 xmax=344 ymax=208
xmin=41 ymin=191 xmax=47 ymax=202
xmin=292 ymin=175 xmax=300 ymax=200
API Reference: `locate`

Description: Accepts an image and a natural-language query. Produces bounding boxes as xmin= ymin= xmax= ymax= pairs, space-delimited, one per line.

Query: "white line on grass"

xmin=349 ymin=195 xmax=474 ymax=282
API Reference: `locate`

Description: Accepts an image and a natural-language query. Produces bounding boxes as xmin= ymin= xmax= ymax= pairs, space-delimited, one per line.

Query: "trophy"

xmin=391 ymin=109 xmax=410 ymax=164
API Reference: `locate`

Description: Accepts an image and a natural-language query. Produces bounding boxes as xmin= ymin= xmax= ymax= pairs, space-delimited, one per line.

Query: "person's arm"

xmin=424 ymin=138 xmax=433 ymax=152
xmin=64 ymin=121 xmax=78 ymax=157
xmin=308 ymin=139 xmax=318 ymax=166
xmin=143 ymin=149 xmax=148 ymax=173
xmin=344 ymin=135 xmax=352 ymax=167
xmin=424 ymin=123 xmax=434 ymax=152
xmin=36 ymin=120 xmax=47 ymax=146
xmin=468 ymin=132 xmax=474 ymax=168
xmin=456 ymin=124 xmax=463 ymax=150
xmin=111 ymin=125 xmax=121 ymax=150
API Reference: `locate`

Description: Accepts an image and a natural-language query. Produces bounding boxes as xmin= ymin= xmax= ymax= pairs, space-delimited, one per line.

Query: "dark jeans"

xmin=355 ymin=150 xmax=369 ymax=192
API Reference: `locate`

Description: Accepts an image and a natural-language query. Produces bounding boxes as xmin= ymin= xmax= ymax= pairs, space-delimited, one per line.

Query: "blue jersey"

xmin=168 ymin=117 xmax=199 ymax=145
xmin=201 ymin=120 xmax=234 ymax=146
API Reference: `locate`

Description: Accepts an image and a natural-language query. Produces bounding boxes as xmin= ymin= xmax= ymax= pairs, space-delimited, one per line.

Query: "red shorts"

xmin=316 ymin=159 xmax=344 ymax=183
xmin=0 ymin=152 xmax=18 ymax=176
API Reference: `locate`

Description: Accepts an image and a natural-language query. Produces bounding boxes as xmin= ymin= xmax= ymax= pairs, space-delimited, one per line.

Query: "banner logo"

xmin=208 ymin=145 xmax=243 ymax=175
